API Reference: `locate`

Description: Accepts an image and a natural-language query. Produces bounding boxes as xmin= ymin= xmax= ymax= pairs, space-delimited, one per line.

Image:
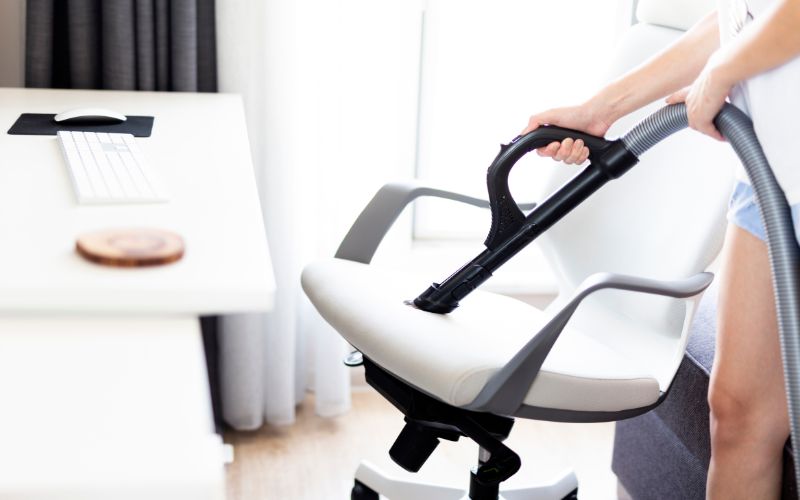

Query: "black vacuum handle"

xmin=413 ymin=126 xmax=638 ymax=314
xmin=485 ymin=125 xmax=613 ymax=249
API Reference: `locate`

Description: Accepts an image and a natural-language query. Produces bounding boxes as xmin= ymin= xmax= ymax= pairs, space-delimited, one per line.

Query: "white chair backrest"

xmin=636 ymin=0 xmax=716 ymax=31
xmin=537 ymin=3 xmax=736 ymax=335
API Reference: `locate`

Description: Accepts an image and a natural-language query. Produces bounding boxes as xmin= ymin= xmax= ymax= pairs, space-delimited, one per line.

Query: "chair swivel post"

xmin=362 ymin=357 xmax=524 ymax=498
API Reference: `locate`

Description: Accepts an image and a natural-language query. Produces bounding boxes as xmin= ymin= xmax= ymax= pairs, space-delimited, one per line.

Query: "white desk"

xmin=0 ymin=88 xmax=275 ymax=499
xmin=0 ymin=87 xmax=274 ymax=313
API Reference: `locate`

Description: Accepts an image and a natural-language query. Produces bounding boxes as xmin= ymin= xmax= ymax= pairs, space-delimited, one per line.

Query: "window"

xmin=410 ymin=0 xmax=627 ymax=292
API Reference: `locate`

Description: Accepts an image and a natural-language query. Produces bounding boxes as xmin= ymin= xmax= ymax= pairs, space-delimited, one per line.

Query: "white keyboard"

xmin=57 ymin=131 xmax=168 ymax=204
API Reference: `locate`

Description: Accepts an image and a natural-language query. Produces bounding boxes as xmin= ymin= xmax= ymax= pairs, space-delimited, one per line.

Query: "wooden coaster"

xmin=76 ymin=228 xmax=185 ymax=267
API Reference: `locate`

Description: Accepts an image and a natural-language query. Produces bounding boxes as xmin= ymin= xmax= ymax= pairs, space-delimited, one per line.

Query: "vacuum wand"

xmin=413 ymin=128 xmax=639 ymax=314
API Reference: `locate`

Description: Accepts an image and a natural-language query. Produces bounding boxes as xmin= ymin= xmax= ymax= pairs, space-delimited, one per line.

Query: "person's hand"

xmin=666 ymin=51 xmax=734 ymax=141
xmin=522 ymin=101 xmax=613 ymax=165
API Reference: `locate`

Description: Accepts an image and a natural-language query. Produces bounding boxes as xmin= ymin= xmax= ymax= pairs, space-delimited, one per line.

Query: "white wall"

xmin=0 ymin=0 xmax=25 ymax=87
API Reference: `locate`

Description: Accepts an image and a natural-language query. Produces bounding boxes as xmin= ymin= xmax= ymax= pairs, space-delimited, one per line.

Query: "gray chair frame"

xmin=335 ymin=180 xmax=713 ymax=420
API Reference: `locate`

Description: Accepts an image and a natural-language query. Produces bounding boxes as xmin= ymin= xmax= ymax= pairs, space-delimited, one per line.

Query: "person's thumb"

xmin=666 ymin=87 xmax=690 ymax=104
xmin=522 ymin=111 xmax=556 ymax=135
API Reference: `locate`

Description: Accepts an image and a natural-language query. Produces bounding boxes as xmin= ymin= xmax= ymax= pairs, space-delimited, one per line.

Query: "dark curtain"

xmin=25 ymin=0 xmax=217 ymax=92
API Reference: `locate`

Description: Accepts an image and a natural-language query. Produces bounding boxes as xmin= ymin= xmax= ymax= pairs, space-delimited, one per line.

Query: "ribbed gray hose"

xmin=623 ymin=102 xmax=800 ymax=491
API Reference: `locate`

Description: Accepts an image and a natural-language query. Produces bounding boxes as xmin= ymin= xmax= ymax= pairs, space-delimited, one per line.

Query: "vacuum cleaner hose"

xmin=623 ymin=102 xmax=800 ymax=492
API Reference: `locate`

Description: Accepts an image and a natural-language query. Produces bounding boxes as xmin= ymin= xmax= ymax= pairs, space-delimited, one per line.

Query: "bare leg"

xmin=707 ymin=225 xmax=790 ymax=499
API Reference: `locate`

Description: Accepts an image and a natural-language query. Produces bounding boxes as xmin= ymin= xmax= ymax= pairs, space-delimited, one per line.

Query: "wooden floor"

xmin=224 ymin=390 xmax=620 ymax=500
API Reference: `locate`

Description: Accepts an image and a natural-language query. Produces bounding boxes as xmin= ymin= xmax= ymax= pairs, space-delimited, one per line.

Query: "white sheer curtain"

xmin=215 ymin=0 xmax=421 ymax=428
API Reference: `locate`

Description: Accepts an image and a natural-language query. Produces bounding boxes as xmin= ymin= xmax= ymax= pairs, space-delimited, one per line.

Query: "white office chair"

xmin=302 ymin=2 xmax=732 ymax=498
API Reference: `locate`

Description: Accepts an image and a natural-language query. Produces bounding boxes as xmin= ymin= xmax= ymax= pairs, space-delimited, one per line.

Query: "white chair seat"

xmin=302 ymin=258 xmax=661 ymax=413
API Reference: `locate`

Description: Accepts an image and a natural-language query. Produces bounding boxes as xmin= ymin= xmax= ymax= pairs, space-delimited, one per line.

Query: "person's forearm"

xmin=590 ymin=11 xmax=720 ymax=122
xmin=713 ymin=0 xmax=800 ymax=87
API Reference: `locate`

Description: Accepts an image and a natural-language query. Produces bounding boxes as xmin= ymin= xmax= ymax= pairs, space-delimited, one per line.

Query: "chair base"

xmin=352 ymin=460 xmax=578 ymax=500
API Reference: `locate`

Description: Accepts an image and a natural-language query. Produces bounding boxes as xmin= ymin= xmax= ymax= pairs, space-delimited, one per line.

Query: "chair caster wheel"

xmin=562 ymin=487 xmax=578 ymax=500
xmin=351 ymin=479 xmax=379 ymax=500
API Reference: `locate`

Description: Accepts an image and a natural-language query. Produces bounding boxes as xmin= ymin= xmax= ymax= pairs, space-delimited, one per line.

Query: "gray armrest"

xmin=464 ymin=271 xmax=714 ymax=415
xmin=334 ymin=180 xmax=536 ymax=264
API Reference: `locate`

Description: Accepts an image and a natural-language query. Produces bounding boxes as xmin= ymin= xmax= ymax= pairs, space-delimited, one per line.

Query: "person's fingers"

xmin=536 ymin=141 xmax=560 ymax=157
xmin=578 ymin=147 xmax=591 ymax=164
xmin=537 ymin=142 xmax=558 ymax=157
xmin=687 ymin=103 xmax=725 ymax=141
xmin=695 ymin=120 xmax=725 ymax=141
xmin=554 ymin=138 xmax=574 ymax=161
xmin=564 ymin=139 xmax=584 ymax=164
xmin=666 ymin=87 xmax=690 ymax=104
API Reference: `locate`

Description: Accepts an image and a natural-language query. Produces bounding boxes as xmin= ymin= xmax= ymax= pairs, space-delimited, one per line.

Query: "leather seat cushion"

xmin=302 ymin=258 xmax=661 ymax=413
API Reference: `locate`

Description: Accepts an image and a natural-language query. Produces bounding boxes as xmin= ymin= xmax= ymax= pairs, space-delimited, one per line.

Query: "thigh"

xmin=712 ymin=224 xmax=789 ymax=434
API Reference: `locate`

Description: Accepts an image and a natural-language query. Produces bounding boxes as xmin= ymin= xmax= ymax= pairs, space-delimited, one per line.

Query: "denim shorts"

xmin=728 ymin=181 xmax=800 ymax=242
